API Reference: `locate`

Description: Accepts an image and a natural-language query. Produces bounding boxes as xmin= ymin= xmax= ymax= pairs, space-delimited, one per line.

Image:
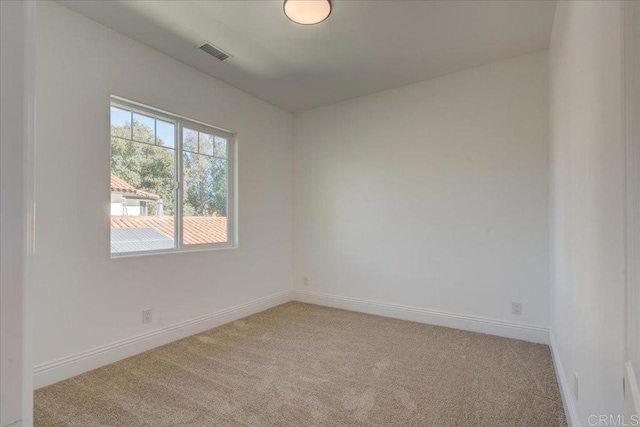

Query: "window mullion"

xmin=175 ymin=121 xmax=183 ymax=249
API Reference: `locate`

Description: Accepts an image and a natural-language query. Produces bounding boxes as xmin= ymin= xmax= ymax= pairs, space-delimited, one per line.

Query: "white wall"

xmin=549 ymin=1 xmax=626 ymax=423
xmin=33 ymin=1 xmax=293 ymax=383
xmin=293 ymin=52 xmax=550 ymax=331
xmin=1 ymin=1 xmax=25 ymax=425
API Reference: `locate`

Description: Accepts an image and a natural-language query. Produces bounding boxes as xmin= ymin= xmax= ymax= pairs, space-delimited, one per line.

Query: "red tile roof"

xmin=110 ymin=174 xmax=160 ymax=201
xmin=110 ymin=216 xmax=227 ymax=245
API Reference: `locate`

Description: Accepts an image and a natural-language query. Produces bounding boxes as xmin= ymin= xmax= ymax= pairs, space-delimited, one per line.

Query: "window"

xmin=110 ymin=97 xmax=235 ymax=256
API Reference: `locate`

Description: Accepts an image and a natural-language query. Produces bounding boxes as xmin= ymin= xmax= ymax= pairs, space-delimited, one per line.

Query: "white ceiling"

xmin=59 ymin=0 xmax=557 ymax=113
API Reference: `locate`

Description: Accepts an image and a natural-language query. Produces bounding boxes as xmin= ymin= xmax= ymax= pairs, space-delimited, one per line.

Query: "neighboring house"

xmin=110 ymin=174 xmax=227 ymax=252
xmin=110 ymin=174 xmax=160 ymax=216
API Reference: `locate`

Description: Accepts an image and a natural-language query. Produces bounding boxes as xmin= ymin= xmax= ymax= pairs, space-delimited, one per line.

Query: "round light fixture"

xmin=283 ymin=0 xmax=332 ymax=25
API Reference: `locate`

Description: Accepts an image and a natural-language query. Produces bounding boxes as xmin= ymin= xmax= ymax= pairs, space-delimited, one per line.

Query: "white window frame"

xmin=110 ymin=96 xmax=237 ymax=258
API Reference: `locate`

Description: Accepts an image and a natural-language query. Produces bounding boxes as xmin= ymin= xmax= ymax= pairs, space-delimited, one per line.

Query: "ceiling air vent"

xmin=199 ymin=42 xmax=232 ymax=62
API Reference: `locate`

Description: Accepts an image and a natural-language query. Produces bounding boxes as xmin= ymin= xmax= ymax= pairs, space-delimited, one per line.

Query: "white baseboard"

xmin=293 ymin=290 xmax=549 ymax=344
xmin=549 ymin=331 xmax=579 ymax=427
xmin=34 ymin=289 xmax=552 ymax=390
xmin=33 ymin=290 xmax=294 ymax=389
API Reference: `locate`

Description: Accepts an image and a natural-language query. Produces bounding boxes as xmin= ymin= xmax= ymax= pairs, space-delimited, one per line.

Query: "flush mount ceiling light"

xmin=284 ymin=0 xmax=332 ymax=25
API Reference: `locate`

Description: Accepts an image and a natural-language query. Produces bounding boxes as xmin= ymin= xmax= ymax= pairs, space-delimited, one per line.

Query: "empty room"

xmin=1 ymin=0 xmax=639 ymax=426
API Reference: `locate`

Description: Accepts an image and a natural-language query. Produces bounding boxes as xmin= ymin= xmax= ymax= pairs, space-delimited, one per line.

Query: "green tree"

xmin=110 ymin=120 xmax=175 ymax=215
xmin=110 ymin=120 xmax=228 ymax=217
xmin=183 ymin=131 xmax=228 ymax=217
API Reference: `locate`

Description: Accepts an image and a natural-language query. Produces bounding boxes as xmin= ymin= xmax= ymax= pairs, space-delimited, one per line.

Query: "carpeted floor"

xmin=35 ymin=302 xmax=566 ymax=426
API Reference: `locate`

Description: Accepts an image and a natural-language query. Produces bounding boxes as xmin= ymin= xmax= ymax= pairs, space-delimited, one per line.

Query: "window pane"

xmin=110 ymin=106 xmax=132 ymax=140
xmin=214 ymin=136 xmax=228 ymax=158
xmin=183 ymin=128 xmax=198 ymax=153
xmin=110 ymin=136 xmax=176 ymax=254
xmin=132 ymin=112 xmax=155 ymax=144
xmin=199 ymin=132 xmax=214 ymax=156
xmin=182 ymin=152 xmax=228 ymax=245
xmin=156 ymin=119 xmax=175 ymax=149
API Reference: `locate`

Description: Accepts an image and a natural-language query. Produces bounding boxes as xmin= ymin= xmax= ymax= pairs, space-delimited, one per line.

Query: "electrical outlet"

xmin=511 ymin=302 xmax=522 ymax=315
xmin=142 ymin=309 xmax=152 ymax=324
xmin=303 ymin=276 xmax=309 ymax=286
xmin=574 ymin=373 xmax=579 ymax=400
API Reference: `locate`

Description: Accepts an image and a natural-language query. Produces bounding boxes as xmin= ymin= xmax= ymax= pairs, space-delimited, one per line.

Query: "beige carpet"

xmin=35 ymin=302 xmax=566 ymax=426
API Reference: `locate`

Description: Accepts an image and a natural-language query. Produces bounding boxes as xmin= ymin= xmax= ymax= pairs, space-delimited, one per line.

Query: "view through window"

xmin=110 ymin=98 xmax=234 ymax=255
